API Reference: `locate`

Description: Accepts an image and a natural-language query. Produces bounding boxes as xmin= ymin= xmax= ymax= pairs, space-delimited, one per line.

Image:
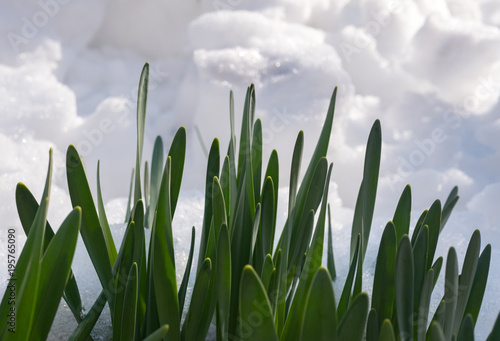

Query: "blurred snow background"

xmin=0 ymin=0 xmax=499 ymax=339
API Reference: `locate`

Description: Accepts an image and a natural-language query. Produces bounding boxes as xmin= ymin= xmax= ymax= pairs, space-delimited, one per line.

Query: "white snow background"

xmin=0 ymin=0 xmax=499 ymax=339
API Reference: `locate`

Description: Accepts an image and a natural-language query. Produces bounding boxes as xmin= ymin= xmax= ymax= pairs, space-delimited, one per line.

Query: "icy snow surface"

xmin=1 ymin=0 xmax=500 ymax=339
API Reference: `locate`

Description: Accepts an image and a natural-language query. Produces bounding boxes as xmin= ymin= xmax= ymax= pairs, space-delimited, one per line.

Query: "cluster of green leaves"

xmin=3 ymin=62 xmax=500 ymax=341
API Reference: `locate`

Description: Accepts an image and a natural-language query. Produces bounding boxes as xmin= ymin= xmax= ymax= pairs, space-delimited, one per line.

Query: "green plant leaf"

xmin=255 ymin=176 xmax=275 ymax=274
xmin=453 ymin=230 xmax=480 ymax=336
xmin=14 ymin=183 xmax=83 ymax=323
xmin=66 ymin=145 xmax=114 ymax=308
xmin=395 ymin=236 xmax=414 ymax=341
xmin=413 ymin=225 xmax=429 ymax=325
xmin=300 ymin=268 xmax=338 ymax=341
xmin=464 ymin=244 xmax=491 ymax=325
xmin=372 ymin=222 xmax=397 ymax=327
xmin=443 ymin=247 xmax=458 ymax=340
xmin=68 ymin=291 xmax=107 ymax=341
xmin=327 ymin=204 xmax=337 ymax=280
xmin=457 ymin=314 xmax=474 ymax=341
xmin=427 ymin=322 xmax=446 ymax=341
xmin=441 ymin=186 xmax=458 ymax=231
xmin=178 ymin=226 xmax=195 ymax=315
xmin=238 ymin=266 xmax=278 ymax=341
xmin=261 ymin=254 xmax=274 ymax=292
xmin=198 ymin=138 xmax=220 ymax=272
xmin=181 ymin=258 xmax=212 ymax=341
xmin=97 ymin=161 xmax=118 ymax=264
xmin=337 ymin=234 xmax=361 ymax=322
xmin=366 ymin=309 xmax=379 ymax=341
xmin=393 ymin=185 xmax=411 ymax=243
xmin=379 ymin=319 xmax=396 ymax=341
xmin=417 ymin=269 xmax=434 ymax=341
xmin=338 ymin=293 xmax=369 ymax=341
xmin=252 ymin=118 xmax=263 ymax=206
xmin=134 ymin=62 xmax=149 ymax=205
xmin=423 ymin=200 xmax=442 ymax=271
xmin=29 ymin=207 xmax=81 ymax=340
xmin=152 ymin=156 xmax=180 ymax=341
xmin=120 ymin=263 xmax=138 ymax=341
xmin=147 ymin=136 xmax=164 ymax=229
xmin=216 ymin=223 xmax=231 ymax=341
xmin=168 ymin=126 xmax=186 ymax=215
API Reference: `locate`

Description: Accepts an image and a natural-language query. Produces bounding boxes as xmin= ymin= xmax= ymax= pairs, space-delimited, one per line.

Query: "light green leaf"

xmin=372 ymin=222 xmax=397 ymax=327
xmin=395 ymin=236 xmax=414 ymax=341
xmin=338 ymin=293 xmax=369 ymax=341
xmin=239 ymin=266 xmax=278 ymax=341
xmin=300 ymin=268 xmax=338 ymax=341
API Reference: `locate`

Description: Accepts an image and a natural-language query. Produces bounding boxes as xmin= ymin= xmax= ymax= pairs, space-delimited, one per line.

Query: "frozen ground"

xmin=0 ymin=0 xmax=499 ymax=339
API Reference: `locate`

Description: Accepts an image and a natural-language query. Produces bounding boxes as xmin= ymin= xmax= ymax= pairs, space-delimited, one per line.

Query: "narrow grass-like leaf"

xmin=457 ymin=314 xmax=474 ymax=341
xmin=443 ymin=247 xmax=458 ymax=340
xmin=337 ymin=234 xmax=361 ymax=322
xmin=395 ymin=236 xmax=414 ymax=341
xmin=15 ymin=183 xmax=83 ymax=322
xmin=216 ymin=224 xmax=231 ymax=341
xmin=423 ymin=200 xmax=442 ymax=271
xmin=292 ymin=88 xmax=336 ymax=250
xmin=147 ymin=136 xmax=164 ymax=229
xmin=66 ymin=145 xmax=114 ymax=308
xmin=5 ymin=150 xmax=53 ymax=340
xmin=182 ymin=258 xmax=212 ymax=341
xmin=366 ymin=309 xmax=379 ymax=341
xmin=300 ymin=268 xmax=338 ymax=341
xmin=360 ymin=119 xmax=382 ymax=261
xmin=327 ymin=204 xmax=337 ymax=280
xmin=338 ymin=293 xmax=369 ymax=341
xmin=29 ymin=207 xmax=81 ymax=340
xmin=453 ymin=230 xmax=480 ymax=336
xmin=282 ymin=163 xmax=332 ymax=340
xmin=198 ymin=138 xmax=220 ymax=272
xmin=261 ymin=254 xmax=274 ymax=292
xmin=97 ymin=161 xmax=117 ymax=264
xmin=289 ymin=158 xmax=327 ymax=271
xmin=379 ymin=319 xmax=396 ymax=341
xmin=413 ymin=225 xmax=429 ymax=323
xmin=179 ymin=226 xmax=195 ymax=315
xmin=153 ymin=156 xmax=180 ymax=341
xmin=411 ymin=210 xmax=428 ymax=247
xmin=264 ymin=149 xmax=279 ymax=227
xmin=213 ymin=176 xmax=227 ymax=244
xmin=372 ymin=222 xmax=397 ymax=327
xmin=432 ymin=257 xmax=444 ymax=289
xmin=464 ymin=244 xmax=491 ymax=325
xmin=168 ymin=126 xmax=186 ymax=215
xmin=441 ymin=186 xmax=458 ymax=231
xmin=428 ymin=322 xmax=446 ymax=341
xmin=134 ymin=62 xmax=149 ymax=205
xmin=393 ymin=185 xmax=411 ymax=243
xmin=417 ymin=269 xmax=434 ymax=341
xmin=252 ymin=118 xmax=263 ymax=206
xmin=120 ymin=263 xmax=138 ymax=341
xmin=255 ymin=176 xmax=275 ymax=274
xmin=238 ymin=266 xmax=278 ymax=341
xmin=68 ymin=291 xmax=107 ymax=341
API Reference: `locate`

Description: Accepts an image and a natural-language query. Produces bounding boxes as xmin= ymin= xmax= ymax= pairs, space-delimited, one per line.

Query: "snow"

xmin=1 ymin=0 xmax=499 ymax=339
